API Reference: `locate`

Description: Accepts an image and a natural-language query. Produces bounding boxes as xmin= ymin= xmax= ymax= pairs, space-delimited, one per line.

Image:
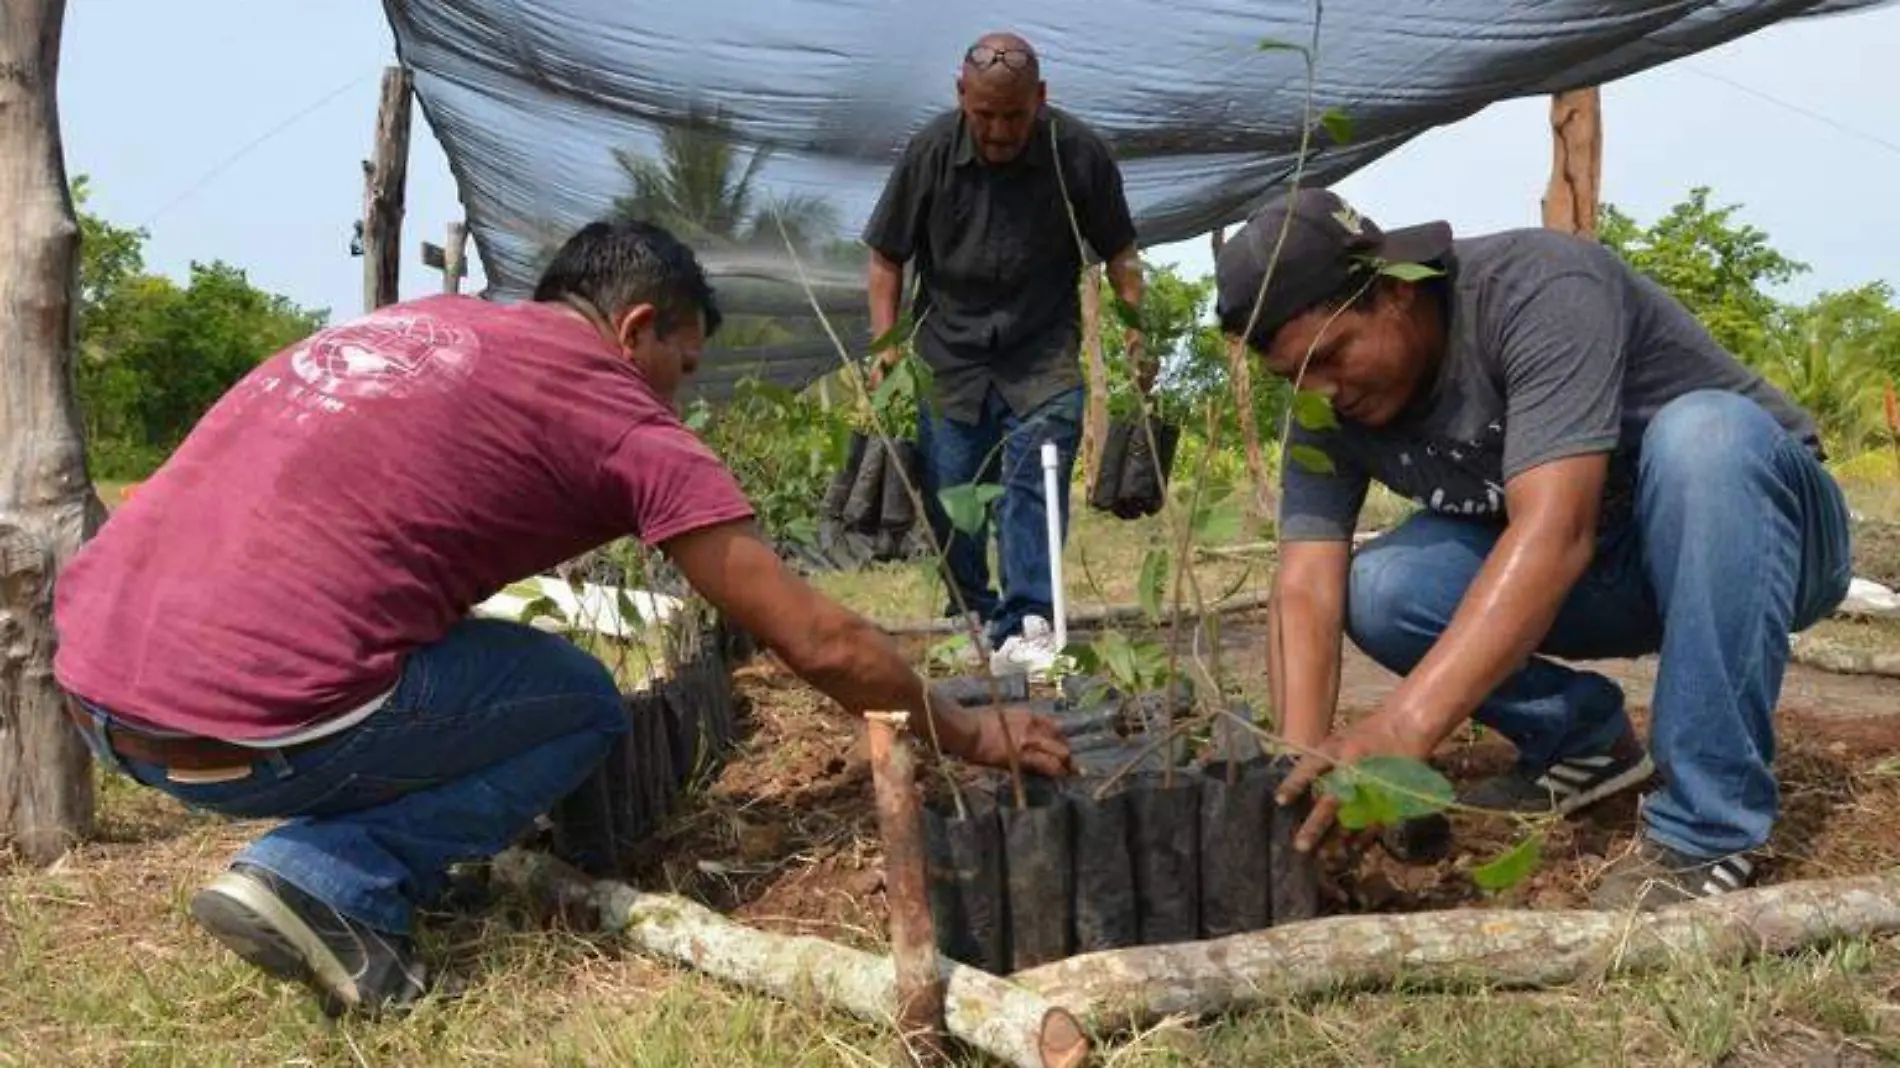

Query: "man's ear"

xmin=615 ymin=303 xmax=658 ymax=351
xmin=1035 ymin=80 xmax=1048 ymax=106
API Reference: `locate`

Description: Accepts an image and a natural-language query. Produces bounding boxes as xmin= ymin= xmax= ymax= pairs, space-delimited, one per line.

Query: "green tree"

xmin=1599 ymin=187 xmax=1808 ymax=363
xmin=1761 ymin=286 xmax=1900 ymax=455
xmin=70 ymin=178 xmax=326 ymax=478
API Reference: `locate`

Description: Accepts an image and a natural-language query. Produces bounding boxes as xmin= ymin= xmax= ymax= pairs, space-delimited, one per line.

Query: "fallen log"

xmin=1791 ymin=634 xmax=1900 ymax=679
xmin=491 ymin=849 xmax=1089 ymax=1068
xmin=1012 ymin=871 xmax=1900 ymax=1035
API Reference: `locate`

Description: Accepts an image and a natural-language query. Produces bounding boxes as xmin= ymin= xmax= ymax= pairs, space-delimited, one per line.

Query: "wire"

xmin=1679 ymin=62 xmax=1900 ymax=160
xmin=137 ymin=67 xmax=384 ymax=228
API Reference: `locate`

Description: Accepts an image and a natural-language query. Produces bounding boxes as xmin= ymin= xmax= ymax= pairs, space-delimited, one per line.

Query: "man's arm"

xmin=661 ymin=518 xmax=1072 ymax=776
xmin=1381 ymin=454 xmax=1605 ymax=744
xmin=867 ymin=251 xmax=906 ymax=383
xmin=1270 ymin=540 xmax=1351 ymax=751
xmin=1102 ymin=245 xmax=1152 ymax=393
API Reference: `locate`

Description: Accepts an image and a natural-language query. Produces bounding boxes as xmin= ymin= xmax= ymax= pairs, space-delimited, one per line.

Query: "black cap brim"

xmin=1376 ymin=221 xmax=1454 ymax=269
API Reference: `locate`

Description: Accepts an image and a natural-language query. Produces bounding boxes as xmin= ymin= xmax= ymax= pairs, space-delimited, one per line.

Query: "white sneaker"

xmin=989 ymin=614 xmax=1059 ymax=681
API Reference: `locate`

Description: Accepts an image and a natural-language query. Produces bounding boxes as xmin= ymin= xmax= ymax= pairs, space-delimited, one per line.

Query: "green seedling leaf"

xmin=871 ymin=355 xmax=914 ymax=413
xmin=938 ymin=482 xmax=1004 ymax=536
xmin=1473 ymin=831 xmax=1545 ymax=892
xmin=1257 ymin=37 xmax=1306 ymax=54
xmin=1138 ymin=547 xmax=1169 ymax=624
xmin=615 ymin=589 xmax=647 ymax=634
xmin=1291 ymin=389 xmax=1340 ymax=432
xmin=1111 ymin=295 xmax=1144 ymax=333
xmin=1378 ymin=261 xmax=1446 ymax=282
xmin=1191 ymin=493 xmax=1245 ymax=544
xmin=1060 ymin=640 xmax=1103 ymax=678
xmin=1320 ymin=755 xmax=1453 ymax=830
xmin=1320 ymin=107 xmax=1354 ymax=145
xmin=1094 ymin=630 xmax=1140 ymax=692
xmin=867 ymin=315 xmax=913 ymax=356
xmin=682 ymin=400 xmax=712 ymax=432
xmin=926 ymin=634 xmax=971 ymax=672
xmin=517 ymin=594 xmax=568 ymax=627
xmin=1288 ymin=443 xmax=1336 ymax=475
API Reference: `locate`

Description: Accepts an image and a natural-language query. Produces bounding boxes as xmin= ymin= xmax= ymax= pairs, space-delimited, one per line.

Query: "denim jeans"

xmin=1344 ymin=390 xmax=1853 ymax=860
xmin=917 ymin=385 xmax=1085 ymax=647
xmin=72 ymin=618 xmax=628 ymax=934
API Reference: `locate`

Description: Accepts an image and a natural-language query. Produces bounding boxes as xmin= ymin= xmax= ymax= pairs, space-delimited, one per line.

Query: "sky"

xmin=58 ymin=2 xmax=1900 ymax=324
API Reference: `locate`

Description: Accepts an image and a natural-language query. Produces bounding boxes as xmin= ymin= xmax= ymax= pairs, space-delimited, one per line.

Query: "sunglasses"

xmin=965 ymin=45 xmax=1034 ymax=71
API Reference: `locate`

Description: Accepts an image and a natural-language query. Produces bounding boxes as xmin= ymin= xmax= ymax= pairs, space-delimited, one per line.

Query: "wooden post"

xmin=866 ymin=713 xmax=950 ymax=1066
xmin=0 ymin=0 xmax=102 ymax=863
xmin=1541 ymin=87 xmax=1602 ymax=237
xmin=361 ymin=66 xmax=413 ymax=312
xmin=443 ymin=221 xmax=467 ymax=295
xmin=1078 ymin=267 xmax=1108 ymax=489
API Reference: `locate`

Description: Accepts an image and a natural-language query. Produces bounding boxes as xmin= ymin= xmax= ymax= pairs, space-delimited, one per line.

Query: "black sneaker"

xmin=1461 ymin=733 xmax=1655 ymax=817
xmin=190 ymin=863 xmax=429 ymax=1019
xmin=1589 ymin=838 xmax=1759 ymax=911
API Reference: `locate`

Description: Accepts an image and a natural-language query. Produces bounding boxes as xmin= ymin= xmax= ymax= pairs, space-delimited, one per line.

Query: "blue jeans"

xmin=72 ymin=618 xmax=628 ymax=934
xmin=917 ymin=385 xmax=1085 ymax=647
xmin=1345 ymin=391 xmax=1852 ymax=859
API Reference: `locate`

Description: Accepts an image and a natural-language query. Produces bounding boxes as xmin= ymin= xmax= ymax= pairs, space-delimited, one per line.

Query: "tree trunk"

xmin=361 ymin=66 xmax=413 ymax=313
xmin=1014 ymin=871 xmax=1900 ymax=1036
xmin=1228 ymin=336 xmax=1275 ymax=519
xmin=490 ymin=849 xmax=1090 ymax=1068
xmin=0 ymin=0 xmax=101 ymax=863
xmin=1541 ymin=87 xmax=1602 ymax=237
xmin=1078 ymin=266 xmax=1108 ymax=489
xmin=867 ymin=713 xmax=950 ymax=1066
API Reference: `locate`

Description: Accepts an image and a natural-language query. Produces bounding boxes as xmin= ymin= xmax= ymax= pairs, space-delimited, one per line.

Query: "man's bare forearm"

xmin=1271 ymin=541 xmax=1350 ymax=750
xmin=1105 ymin=246 xmax=1143 ymax=311
xmin=867 ymin=251 xmax=905 ymax=358
xmin=785 ymin=594 xmax=977 ymax=752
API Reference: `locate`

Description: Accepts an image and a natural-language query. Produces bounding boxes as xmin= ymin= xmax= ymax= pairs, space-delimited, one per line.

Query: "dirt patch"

xmin=629 ymin=651 xmax=1900 ymax=959
xmin=1853 ymin=519 xmax=1900 ymax=590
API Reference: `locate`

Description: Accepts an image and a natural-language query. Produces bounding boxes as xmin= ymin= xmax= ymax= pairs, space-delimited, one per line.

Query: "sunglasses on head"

xmin=965 ymin=45 xmax=1034 ymax=71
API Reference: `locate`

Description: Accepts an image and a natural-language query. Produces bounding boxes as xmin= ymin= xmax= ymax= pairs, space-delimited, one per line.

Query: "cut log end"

xmin=1038 ymin=1007 xmax=1090 ymax=1068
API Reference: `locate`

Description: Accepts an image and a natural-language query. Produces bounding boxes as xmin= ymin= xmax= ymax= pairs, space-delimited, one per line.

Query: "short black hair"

xmin=533 ymin=218 xmax=722 ymax=338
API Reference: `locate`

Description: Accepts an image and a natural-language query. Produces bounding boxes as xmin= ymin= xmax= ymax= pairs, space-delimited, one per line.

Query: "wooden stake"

xmin=443 ymin=221 xmax=467 ymax=295
xmin=1079 ymin=266 xmax=1108 ymax=489
xmin=361 ymin=66 xmax=413 ymax=312
xmin=490 ymin=849 xmax=1090 ymax=1068
xmin=0 ymin=0 xmax=101 ymax=863
xmin=1541 ymin=87 xmax=1602 ymax=237
xmin=867 ymin=712 xmax=950 ymax=1066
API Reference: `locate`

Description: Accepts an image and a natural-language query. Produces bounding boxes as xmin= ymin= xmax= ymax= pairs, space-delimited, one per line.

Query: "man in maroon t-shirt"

xmin=52 ymin=219 xmax=1072 ymax=1018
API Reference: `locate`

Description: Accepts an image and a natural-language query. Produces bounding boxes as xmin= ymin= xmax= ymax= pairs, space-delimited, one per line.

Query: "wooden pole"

xmin=867 ymin=713 xmax=950 ymax=1066
xmin=1541 ymin=87 xmax=1602 ymax=237
xmin=361 ymin=66 xmax=413 ymax=312
xmin=1214 ymin=227 xmax=1275 ymax=518
xmin=1078 ymin=266 xmax=1108 ymax=488
xmin=443 ymin=221 xmax=467 ymax=295
xmin=0 ymin=0 xmax=102 ymax=863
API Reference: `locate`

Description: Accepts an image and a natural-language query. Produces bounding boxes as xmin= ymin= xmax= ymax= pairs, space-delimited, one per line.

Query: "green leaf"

xmin=1059 ymin=640 xmax=1103 ymax=679
xmin=682 ymin=400 xmax=712 ymax=432
xmin=871 ymin=355 xmax=913 ymax=413
xmin=1319 ymin=108 xmax=1354 ymax=146
xmin=1110 ymin=295 xmax=1144 ymax=333
xmin=927 ymin=633 xmax=971 ymax=671
xmin=1191 ymin=493 xmax=1244 ymax=544
xmin=1138 ymin=547 xmax=1169 ymax=623
xmin=615 ymin=589 xmax=647 ymax=633
xmin=1291 ymin=389 xmax=1339 ymax=432
xmin=1094 ymin=631 xmax=1140 ymax=691
xmin=1288 ymin=444 xmax=1336 ymax=475
xmin=517 ymin=594 xmax=567 ymax=628
xmin=1320 ymin=755 xmax=1453 ymax=830
xmin=1257 ymin=38 xmax=1306 ymax=54
xmin=867 ymin=315 xmax=913 ymax=356
xmin=1473 ymin=831 xmax=1545 ymax=892
xmin=937 ymin=482 xmax=1004 ymax=535
xmin=1378 ymin=261 xmax=1446 ymax=282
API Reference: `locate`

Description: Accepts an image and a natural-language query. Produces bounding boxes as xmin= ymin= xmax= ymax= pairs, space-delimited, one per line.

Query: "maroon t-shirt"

xmin=52 ymin=295 xmax=754 ymax=740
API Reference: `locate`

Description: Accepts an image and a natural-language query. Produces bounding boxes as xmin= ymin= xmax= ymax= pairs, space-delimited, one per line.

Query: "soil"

xmin=621 ymin=627 xmax=1900 ymax=959
xmin=1853 ymin=519 xmax=1900 ymax=590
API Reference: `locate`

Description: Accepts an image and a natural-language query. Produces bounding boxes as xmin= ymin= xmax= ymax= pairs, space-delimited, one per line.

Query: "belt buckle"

xmin=165 ymin=764 xmax=255 ymax=784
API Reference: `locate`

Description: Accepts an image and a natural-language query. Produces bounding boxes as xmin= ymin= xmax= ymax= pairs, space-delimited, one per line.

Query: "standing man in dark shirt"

xmin=862 ymin=32 xmax=1147 ymax=679
xmin=1218 ymin=188 xmax=1851 ymax=910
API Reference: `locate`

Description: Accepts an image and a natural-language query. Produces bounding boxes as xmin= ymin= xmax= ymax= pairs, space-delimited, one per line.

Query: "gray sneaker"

xmin=190 ymin=863 xmax=429 ymax=1019
xmin=1461 ymin=733 xmax=1654 ymax=817
xmin=1590 ymin=838 xmax=1759 ymax=911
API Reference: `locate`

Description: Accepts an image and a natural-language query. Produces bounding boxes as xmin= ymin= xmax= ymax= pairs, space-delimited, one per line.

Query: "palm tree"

xmin=611 ymin=104 xmax=840 ymax=254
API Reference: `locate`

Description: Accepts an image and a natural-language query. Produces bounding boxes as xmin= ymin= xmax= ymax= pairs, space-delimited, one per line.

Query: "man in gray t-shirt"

xmin=1215 ymin=188 xmax=1851 ymax=910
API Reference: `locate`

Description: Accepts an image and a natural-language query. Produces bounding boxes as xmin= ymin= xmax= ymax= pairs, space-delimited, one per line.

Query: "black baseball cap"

xmin=1215 ymin=187 xmax=1453 ymax=351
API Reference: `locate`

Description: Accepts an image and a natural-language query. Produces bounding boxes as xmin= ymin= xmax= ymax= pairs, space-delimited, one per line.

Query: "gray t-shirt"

xmin=1280 ymin=229 xmax=1821 ymax=541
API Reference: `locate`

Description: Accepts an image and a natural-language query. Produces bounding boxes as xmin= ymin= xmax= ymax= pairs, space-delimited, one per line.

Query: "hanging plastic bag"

xmin=1088 ymin=414 xmax=1182 ymax=520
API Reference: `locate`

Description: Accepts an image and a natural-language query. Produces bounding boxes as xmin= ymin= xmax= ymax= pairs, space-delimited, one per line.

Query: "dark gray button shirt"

xmin=862 ymin=105 xmax=1137 ymax=423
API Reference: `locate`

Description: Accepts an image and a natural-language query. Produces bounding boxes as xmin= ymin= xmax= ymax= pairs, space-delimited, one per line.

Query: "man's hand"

xmin=1274 ymin=703 xmax=1443 ymax=853
xmin=940 ymin=702 xmax=1074 ymax=778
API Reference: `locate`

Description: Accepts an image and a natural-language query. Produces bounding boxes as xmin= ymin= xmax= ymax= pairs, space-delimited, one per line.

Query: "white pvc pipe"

xmin=1040 ymin=439 xmax=1067 ymax=654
